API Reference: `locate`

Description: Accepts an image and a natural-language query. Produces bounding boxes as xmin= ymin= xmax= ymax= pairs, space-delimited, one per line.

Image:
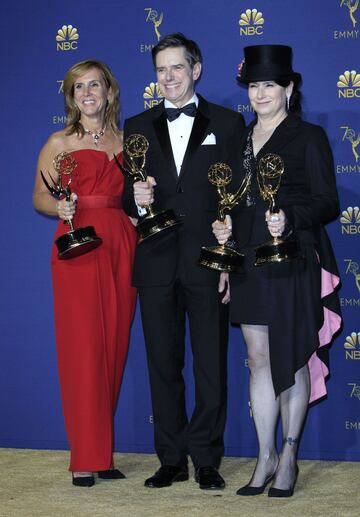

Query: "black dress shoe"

xmin=236 ymin=472 xmax=275 ymax=496
xmin=144 ymin=465 xmax=189 ymax=488
xmin=268 ymin=465 xmax=299 ymax=498
xmin=98 ymin=469 xmax=126 ymax=480
xmin=195 ymin=466 xmax=225 ymax=490
xmin=72 ymin=474 xmax=95 ymax=487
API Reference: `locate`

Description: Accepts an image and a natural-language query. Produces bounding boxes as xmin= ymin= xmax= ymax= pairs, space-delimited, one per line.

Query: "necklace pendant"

xmin=83 ymin=125 xmax=106 ymax=147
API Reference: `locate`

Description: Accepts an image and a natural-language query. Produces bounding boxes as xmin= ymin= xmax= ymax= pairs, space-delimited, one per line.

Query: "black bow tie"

xmin=165 ymin=103 xmax=197 ymax=122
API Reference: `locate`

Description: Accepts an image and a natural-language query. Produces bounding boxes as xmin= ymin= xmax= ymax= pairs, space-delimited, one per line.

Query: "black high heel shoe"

xmin=72 ymin=473 xmax=95 ymax=487
xmin=98 ymin=469 xmax=126 ymax=480
xmin=236 ymin=472 xmax=276 ymax=496
xmin=268 ymin=465 xmax=299 ymax=498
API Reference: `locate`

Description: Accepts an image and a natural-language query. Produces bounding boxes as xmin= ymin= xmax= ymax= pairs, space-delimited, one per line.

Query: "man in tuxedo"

xmin=122 ymin=33 xmax=245 ymax=490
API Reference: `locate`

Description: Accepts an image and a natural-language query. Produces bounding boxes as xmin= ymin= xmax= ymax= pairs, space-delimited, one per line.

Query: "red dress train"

xmin=51 ymin=150 xmax=137 ymax=471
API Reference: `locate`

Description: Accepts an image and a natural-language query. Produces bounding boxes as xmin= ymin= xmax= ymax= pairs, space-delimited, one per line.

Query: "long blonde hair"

xmin=63 ymin=59 xmax=120 ymax=136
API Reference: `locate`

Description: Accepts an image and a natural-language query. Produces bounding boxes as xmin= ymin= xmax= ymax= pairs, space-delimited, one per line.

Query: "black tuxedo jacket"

xmin=122 ymin=95 xmax=245 ymax=287
xmin=230 ymin=114 xmax=340 ymax=250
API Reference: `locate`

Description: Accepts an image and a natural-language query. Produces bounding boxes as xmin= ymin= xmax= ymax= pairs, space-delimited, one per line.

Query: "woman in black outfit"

xmin=213 ymin=45 xmax=341 ymax=497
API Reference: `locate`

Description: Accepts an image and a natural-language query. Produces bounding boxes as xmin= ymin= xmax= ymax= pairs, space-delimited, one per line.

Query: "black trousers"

xmin=139 ymin=278 xmax=229 ymax=469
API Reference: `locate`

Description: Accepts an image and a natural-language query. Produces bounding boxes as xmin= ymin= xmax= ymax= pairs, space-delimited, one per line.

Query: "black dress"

xmin=229 ymin=115 xmax=342 ymax=402
xmin=230 ymin=130 xmax=273 ymax=325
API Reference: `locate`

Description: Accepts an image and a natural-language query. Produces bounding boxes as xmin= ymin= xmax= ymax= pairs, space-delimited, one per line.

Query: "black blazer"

xmin=122 ymin=95 xmax=245 ymax=287
xmin=230 ymin=114 xmax=340 ymax=250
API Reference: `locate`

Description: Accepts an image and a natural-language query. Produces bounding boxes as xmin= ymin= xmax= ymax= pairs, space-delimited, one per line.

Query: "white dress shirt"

xmin=164 ymin=94 xmax=199 ymax=175
xmin=137 ymin=94 xmax=199 ymax=215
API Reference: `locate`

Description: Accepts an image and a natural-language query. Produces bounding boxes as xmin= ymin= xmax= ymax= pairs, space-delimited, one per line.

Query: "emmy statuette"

xmin=114 ymin=134 xmax=180 ymax=242
xmin=255 ymin=153 xmax=300 ymax=266
xmin=41 ymin=151 xmax=102 ymax=259
xmin=199 ymin=162 xmax=251 ymax=272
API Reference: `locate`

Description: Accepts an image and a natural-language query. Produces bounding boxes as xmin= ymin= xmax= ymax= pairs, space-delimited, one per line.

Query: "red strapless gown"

xmin=51 ymin=150 xmax=137 ymax=472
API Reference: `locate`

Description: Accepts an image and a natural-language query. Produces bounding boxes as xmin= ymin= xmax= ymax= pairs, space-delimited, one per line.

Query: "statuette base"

xmin=199 ymin=245 xmax=244 ymax=272
xmin=56 ymin=226 xmax=102 ymax=259
xmin=255 ymin=238 xmax=300 ymax=266
xmin=137 ymin=209 xmax=181 ymax=243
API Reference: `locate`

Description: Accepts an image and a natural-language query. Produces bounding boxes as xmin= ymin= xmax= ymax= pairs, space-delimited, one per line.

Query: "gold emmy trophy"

xmin=41 ymin=151 xmax=102 ymax=259
xmin=199 ymin=162 xmax=251 ymax=272
xmin=255 ymin=153 xmax=299 ymax=266
xmin=114 ymin=133 xmax=180 ymax=242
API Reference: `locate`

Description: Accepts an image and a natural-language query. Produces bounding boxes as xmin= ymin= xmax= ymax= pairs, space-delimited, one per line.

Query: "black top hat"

xmin=238 ymin=45 xmax=301 ymax=84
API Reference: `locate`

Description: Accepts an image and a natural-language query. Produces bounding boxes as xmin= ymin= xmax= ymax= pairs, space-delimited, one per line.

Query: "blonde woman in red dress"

xmin=33 ymin=60 xmax=137 ymax=487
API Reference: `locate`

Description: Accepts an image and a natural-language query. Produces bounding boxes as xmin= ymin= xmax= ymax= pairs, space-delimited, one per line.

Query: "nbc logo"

xmin=143 ymin=82 xmax=163 ymax=109
xmin=239 ymin=8 xmax=264 ymax=36
xmin=340 ymin=206 xmax=360 ymax=234
xmin=344 ymin=332 xmax=360 ymax=359
xmin=56 ymin=25 xmax=79 ymax=51
xmin=337 ymin=70 xmax=360 ymax=98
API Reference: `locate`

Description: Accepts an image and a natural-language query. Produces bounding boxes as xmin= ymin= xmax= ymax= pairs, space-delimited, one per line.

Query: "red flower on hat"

xmin=237 ymin=59 xmax=245 ymax=77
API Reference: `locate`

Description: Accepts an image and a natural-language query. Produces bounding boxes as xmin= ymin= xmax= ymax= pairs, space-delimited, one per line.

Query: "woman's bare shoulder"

xmin=44 ymin=129 xmax=71 ymax=152
xmin=37 ymin=129 xmax=74 ymax=169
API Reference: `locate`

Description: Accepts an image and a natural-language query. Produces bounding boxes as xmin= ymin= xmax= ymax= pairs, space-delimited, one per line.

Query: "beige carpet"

xmin=0 ymin=449 xmax=358 ymax=517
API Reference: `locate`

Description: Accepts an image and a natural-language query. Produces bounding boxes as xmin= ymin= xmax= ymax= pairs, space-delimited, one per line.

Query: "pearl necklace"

xmin=83 ymin=125 xmax=106 ymax=146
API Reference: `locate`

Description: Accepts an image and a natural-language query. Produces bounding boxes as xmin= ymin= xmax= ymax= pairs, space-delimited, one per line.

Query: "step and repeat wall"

xmin=0 ymin=0 xmax=359 ymax=460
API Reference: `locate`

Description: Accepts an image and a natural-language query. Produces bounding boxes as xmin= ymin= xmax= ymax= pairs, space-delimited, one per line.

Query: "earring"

xmin=286 ymin=93 xmax=291 ymax=111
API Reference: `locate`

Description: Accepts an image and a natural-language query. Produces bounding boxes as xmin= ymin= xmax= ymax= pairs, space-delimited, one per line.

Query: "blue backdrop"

xmin=0 ymin=0 xmax=359 ymax=461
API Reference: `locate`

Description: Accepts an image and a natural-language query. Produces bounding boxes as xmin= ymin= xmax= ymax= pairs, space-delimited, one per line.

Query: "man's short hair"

xmin=152 ymin=32 xmax=203 ymax=69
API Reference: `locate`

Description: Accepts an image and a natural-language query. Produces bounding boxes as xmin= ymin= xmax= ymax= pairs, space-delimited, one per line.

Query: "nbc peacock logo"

xmin=56 ymin=24 xmax=79 ymax=51
xmin=239 ymin=8 xmax=264 ymax=36
xmin=337 ymin=70 xmax=360 ymax=98
xmin=344 ymin=332 xmax=360 ymax=359
xmin=143 ymin=82 xmax=163 ymax=109
xmin=340 ymin=206 xmax=360 ymax=234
